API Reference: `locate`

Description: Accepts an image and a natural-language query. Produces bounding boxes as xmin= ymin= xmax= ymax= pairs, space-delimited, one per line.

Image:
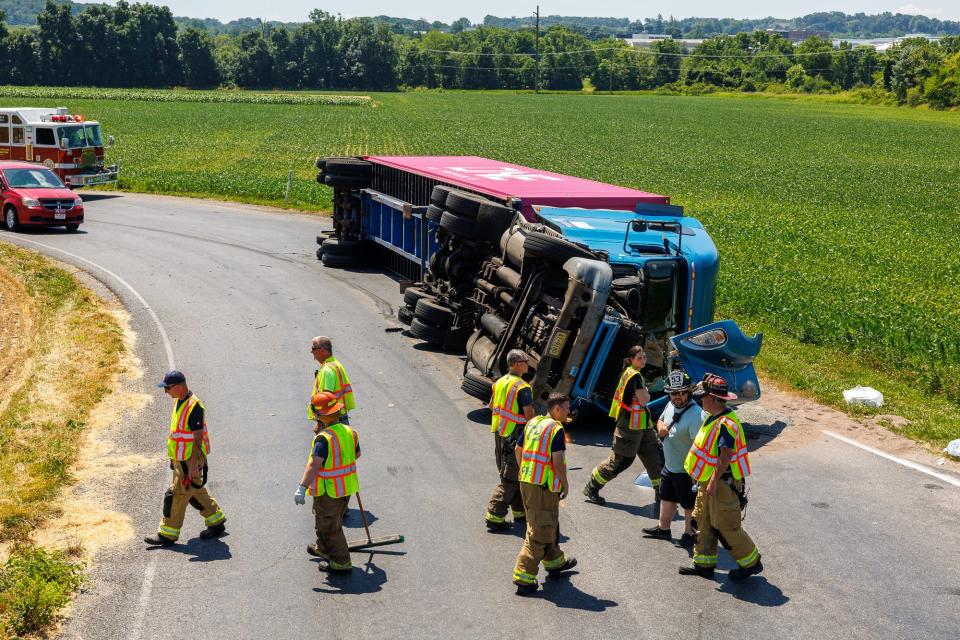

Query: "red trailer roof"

xmin=366 ymin=156 xmax=668 ymax=216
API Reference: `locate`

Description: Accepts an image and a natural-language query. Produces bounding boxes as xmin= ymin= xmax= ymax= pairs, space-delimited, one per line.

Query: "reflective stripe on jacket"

xmin=167 ymin=394 xmax=210 ymax=461
xmin=309 ymin=422 xmax=360 ymax=498
xmin=608 ymin=366 xmax=649 ymax=430
xmin=684 ymin=409 xmax=751 ymax=483
xmin=309 ymin=356 xmax=356 ymax=419
xmin=519 ymin=416 xmax=565 ymax=493
xmin=489 ymin=373 xmax=531 ymax=437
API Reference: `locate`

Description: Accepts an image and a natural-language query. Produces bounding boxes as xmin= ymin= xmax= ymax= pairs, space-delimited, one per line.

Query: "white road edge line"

xmin=3 ymin=236 xmax=171 ymax=640
xmin=7 ymin=237 xmax=176 ymax=369
xmin=823 ymin=430 xmax=960 ymax=489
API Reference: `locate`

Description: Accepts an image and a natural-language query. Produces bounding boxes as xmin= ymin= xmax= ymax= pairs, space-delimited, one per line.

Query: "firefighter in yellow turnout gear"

xmin=485 ymin=350 xmax=536 ymax=531
xmin=309 ymin=336 xmax=355 ymax=424
xmin=679 ymin=374 xmax=764 ymax=581
xmin=583 ymin=345 xmax=663 ymax=508
xmin=295 ymin=391 xmax=360 ymax=575
xmin=144 ymin=371 xmax=226 ymax=546
xmin=512 ymin=393 xmax=578 ymax=596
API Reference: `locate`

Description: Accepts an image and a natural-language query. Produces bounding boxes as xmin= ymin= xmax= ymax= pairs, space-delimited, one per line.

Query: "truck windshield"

xmin=56 ymin=124 xmax=102 ymax=149
xmin=2 ymin=168 xmax=65 ymax=188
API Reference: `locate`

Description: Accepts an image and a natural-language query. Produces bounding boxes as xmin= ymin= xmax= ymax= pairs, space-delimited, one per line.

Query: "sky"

xmin=88 ymin=1 xmax=959 ymax=23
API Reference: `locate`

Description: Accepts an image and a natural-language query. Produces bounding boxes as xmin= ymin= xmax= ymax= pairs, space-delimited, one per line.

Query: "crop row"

xmin=0 ymin=86 xmax=372 ymax=107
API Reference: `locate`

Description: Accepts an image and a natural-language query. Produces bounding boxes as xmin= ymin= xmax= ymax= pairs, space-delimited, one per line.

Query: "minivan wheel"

xmin=4 ymin=206 xmax=19 ymax=232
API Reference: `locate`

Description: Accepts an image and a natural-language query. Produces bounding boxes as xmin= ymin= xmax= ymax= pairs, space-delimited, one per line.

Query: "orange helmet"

xmin=311 ymin=391 xmax=344 ymax=417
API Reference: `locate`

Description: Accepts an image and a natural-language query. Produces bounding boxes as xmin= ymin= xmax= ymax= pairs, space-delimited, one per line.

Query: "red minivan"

xmin=0 ymin=161 xmax=84 ymax=232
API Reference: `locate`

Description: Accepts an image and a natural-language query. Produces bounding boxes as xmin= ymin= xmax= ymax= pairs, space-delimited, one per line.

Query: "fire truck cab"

xmin=0 ymin=107 xmax=118 ymax=188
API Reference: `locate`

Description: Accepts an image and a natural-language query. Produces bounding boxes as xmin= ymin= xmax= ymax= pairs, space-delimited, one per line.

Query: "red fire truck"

xmin=0 ymin=107 xmax=118 ymax=188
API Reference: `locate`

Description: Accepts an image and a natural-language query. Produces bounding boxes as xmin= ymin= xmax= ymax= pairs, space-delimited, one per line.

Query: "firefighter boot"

xmin=546 ymin=557 xmax=577 ymax=578
xmin=200 ymin=523 xmax=226 ymax=540
xmin=515 ymin=582 xmax=538 ymax=596
xmin=143 ymin=534 xmax=175 ymax=547
xmin=728 ymin=558 xmax=764 ymax=581
xmin=679 ymin=564 xmax=715 ymax=578
xmin=582 ymin=480 xmax=606 ymax=506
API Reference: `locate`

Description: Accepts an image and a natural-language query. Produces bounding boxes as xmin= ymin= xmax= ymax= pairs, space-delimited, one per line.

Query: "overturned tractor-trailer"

xmin=314 ymin=155 xmax=762 ymax=416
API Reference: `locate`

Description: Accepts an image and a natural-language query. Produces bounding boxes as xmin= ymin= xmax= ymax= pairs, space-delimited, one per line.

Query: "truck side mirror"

xmin=107 ymin=135 xmax=115 ymax=148
xmin=631 ymin=220 xmax=648 ymax=232
xmin=59 ymin=138 xmax=67 ymax=150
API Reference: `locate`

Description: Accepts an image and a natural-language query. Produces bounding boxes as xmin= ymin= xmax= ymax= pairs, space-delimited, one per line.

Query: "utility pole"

xmin=534 ymin=5 xmax=541 ymax=93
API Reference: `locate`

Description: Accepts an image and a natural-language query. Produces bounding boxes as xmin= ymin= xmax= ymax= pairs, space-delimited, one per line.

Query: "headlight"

xmin=23 ymin=198 xmax=40 ymax=208
xmin=73 ymin=198 xmax=83 ymax=207
xmin=684 ymin=329 xmax=727 ymax=347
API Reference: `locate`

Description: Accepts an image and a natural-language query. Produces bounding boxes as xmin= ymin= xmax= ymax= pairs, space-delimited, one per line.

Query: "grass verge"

xmin=0 ymin=243 xmax=125 ymax=637
xmin=738 ymin=313 xmax=960 ymax=453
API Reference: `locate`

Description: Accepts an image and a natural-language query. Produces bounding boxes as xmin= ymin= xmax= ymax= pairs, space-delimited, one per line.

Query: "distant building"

xmin=623 ymin=33 xmax=702 ymax=50
xmin=765 ymin=29 xmax=831 ymax=42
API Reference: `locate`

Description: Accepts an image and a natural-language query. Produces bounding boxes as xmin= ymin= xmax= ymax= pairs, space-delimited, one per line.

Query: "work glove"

xmin=294 ymin=485 xmax=307 ymax=505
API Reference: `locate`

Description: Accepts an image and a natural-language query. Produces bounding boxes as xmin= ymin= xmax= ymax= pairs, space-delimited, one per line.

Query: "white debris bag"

xmin=945 ymin=439 xmax=960 ymax=458
xmin=843 ymin=386 xmax=884 ymax=408
xmin=634 ymin=472 xmax=653 ymax=488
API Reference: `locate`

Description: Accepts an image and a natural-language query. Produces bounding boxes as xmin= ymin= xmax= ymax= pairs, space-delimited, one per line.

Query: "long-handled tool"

xmin=347 ymin=491 xmax=404 ymax=550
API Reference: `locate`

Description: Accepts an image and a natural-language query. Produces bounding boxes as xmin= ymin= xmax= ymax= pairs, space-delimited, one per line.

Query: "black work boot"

xmin=678 ymin=564 xmax=715 ymax=578
xmin=485 ymin=519 xmax=512 ymax=532
xmin=307 ymin=543 xmax=328 ymax=558
xmin=199 ymin=523 xmax=226 ymax=539
xmin=729 ymin=558 xmax=764 ymax=581
xmin=582 ymin=481 xmax=606 ymax=506
xmin=546 ymin=557 xmax=577 ymax=578
xmin=143 ymin=534 xmax=175 ymax=547
xmin=641 ymin=526 xmax=671 ymax=540
xmin=678 ymin=532 xmax=696 ymax=549
xmin=514 ymin=582 xmax=538 ymax=596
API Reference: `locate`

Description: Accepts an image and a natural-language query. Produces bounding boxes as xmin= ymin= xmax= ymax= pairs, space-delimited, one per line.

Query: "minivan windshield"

xmin=56 ymin=124 xmax=103 ymax=149
xmin=2 ymin=168 xmax=65 ymax=189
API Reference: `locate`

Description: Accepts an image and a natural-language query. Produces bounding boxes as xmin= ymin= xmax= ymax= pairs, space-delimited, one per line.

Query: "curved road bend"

xmin=2 ymin=193 xmax=958 ymax=640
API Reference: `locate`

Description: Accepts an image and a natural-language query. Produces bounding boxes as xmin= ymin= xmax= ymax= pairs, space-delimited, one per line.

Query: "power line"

xmin=416 ymin=45 xmax=884 ymax=60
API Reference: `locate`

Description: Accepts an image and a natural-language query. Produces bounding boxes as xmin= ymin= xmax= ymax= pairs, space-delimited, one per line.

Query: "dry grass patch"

xmin=0 ymin=243 xmax=126 ymax=637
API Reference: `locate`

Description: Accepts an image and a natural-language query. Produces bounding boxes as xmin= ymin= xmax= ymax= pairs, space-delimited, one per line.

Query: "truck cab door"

xmin=670 ymin=319 xmax=763 ymax=403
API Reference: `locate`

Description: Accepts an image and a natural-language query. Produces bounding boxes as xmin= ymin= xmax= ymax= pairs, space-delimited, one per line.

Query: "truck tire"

xmin=397 ymin=307 xmax=414 ymax=325
xmin=323 ymin=173 xmax=370 ymax=189
xmin=444 ymin=190 xmax=485 ymax=219
xmin=415 ymin=298 xmax=454 ymax=327
xmin=3 ymin=206 xmax=20 ymax=232
xmin=316 ymin=233 xmax=332 ymax=245
xmin=425 ymin=205 xmax=444 ymax=223
xmin=315 ymin=157 xmax=326 ymax=170
xmin=321 ymin=237 xmax=362 ymax=256
xmin=427 ymin=251 xmax=447 ymax=278
xmin=439 ymin=211 xmax=476 ymax=239
xmin=323 ymin=158 xmax=372 ymax=177
xmin=403 ymin=286 xmax=434 ymax=309
xmin=431 ymin=185 xmax=453 ymax=207
xmin=476 ymin=202 xmax=516 ymax=243
xmin=316 ymin=247 xmax=324 ymax=260
xmin=522 ymin=231 xmax=594 ymax=263
xmin=409 ymin=317 xmax=448 ymax=346
xmin=461 ymin=367 xmax=494 ymax=401
xmin=321 ymin=252 xmax=365 ymax=268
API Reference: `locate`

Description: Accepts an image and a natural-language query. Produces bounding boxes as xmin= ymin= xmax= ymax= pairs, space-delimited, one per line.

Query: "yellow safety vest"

xmin=609 ymin=366 xmax=649 ymax=430
xmin=167 ymin=394 xmax=211 ymax=461
xmin=309 ymin=356 xmax=355 ymax=419
xmin=308 ymin=422 xmax=360 ymax=498
xmin=489 ymin=373 xmax=531 ymax=437
xmin=519 ymin=416 xmax=565 ymax=493
xmin=684 ymin=410 xmax=751 ymax=483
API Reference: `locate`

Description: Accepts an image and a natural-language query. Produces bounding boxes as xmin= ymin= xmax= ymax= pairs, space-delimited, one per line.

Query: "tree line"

xmin=0 ymin=1 xmax=958 ymax=109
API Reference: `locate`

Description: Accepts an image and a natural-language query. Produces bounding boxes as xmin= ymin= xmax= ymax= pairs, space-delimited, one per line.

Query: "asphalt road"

xmin=3 ymin=193 xmax=959 ymax=640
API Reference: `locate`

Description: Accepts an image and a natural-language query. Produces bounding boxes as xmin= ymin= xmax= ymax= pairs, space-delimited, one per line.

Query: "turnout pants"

xmin=313 ymin=494 xmax=352 ymax=570
xmin=590 ymin=427 xmax=662 ymax=489
xmin=158 ymin=462 xmax=225 ymax=541
xmin=512 ymin=483 xmax=567 ymax=585
xmin=486 ymin=433 xmax=525 ymax=523
xmin=692 ymin=479 xmax=760 ymax=569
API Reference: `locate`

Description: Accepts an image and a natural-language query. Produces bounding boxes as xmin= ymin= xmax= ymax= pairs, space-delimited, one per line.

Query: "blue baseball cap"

xmin=157 ymin=370 xmax=186 ymax=388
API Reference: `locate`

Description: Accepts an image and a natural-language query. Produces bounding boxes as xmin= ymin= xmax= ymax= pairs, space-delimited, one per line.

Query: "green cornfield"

xmin=1 ymin=89 xmax=957 ymax=437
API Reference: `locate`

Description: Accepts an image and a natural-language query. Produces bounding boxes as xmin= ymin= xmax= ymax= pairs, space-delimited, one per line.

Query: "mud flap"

xmin=671 ymin=319 xmax=763 ymax=403
xmin=162 ymin=490 xmax=173 ymax=518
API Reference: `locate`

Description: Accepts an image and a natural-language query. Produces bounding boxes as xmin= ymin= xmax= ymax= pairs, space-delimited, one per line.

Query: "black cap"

xmin=157 ymin=370 xmax=186 ymax=388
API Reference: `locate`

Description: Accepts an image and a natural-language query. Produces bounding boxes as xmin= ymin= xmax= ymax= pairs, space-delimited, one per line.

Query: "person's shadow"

xmin=716 ymin=575 xmax=789 ymax=606
xmin=179 ymin=535 xmax=233 ymax=562
xmin=343 ymin=508 xmax=378 ymax=529
xmin=538 ymin=573 xmax=618 ymax=611
xmin=466 ymin=408 xmax=490 ymax=425
xmin=312 ymin=551 xmax=401 ymax=595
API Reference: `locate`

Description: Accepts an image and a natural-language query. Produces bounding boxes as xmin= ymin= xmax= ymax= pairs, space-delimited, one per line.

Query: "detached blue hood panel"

xmin=671 ymin=320 xmax=763 ymax=403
